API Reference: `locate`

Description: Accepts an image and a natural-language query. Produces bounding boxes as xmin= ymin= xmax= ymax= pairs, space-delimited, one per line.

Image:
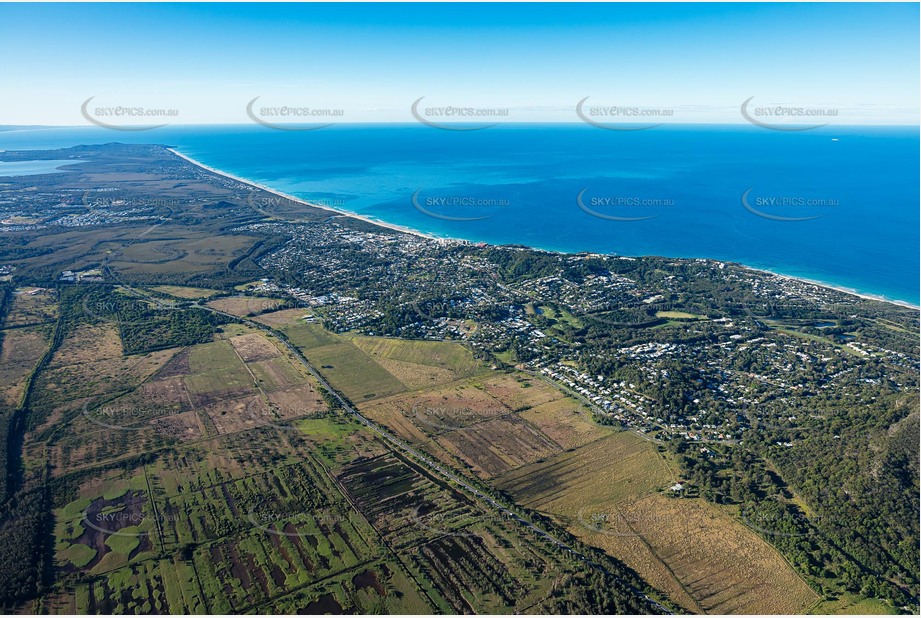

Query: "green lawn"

xmin=655 ymin=310 xmax=705 ymax=320
xmin=282 ymin=323 xmax=342 ymax=349
xmin=305 ymin=341 xmax=408 ymax=402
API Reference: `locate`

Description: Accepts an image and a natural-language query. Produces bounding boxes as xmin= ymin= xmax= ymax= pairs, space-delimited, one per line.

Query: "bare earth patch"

xmin=265 ymin=386 xmax=327 ymax=418
xmin=208 ymin=296 xmax=284 ymax=317
xmin=139 ymin=376 xmax=194 ymax=411
xmin=478 ymin=373 xmax=565 ymax=411
xmin=435 ymin=416 xmax=560 ymax=478
xmin=519 ymin=397 xmax=610 ymax=450
xmin=152 ymin=410 xmax=204 ymax=441
xmin=203 ymin=395 xmax=269 ymax=435
xmin=228 ymin=333 xmax=282 ymax=363
xmin=251 ymin=308 xmax=314 ymax=328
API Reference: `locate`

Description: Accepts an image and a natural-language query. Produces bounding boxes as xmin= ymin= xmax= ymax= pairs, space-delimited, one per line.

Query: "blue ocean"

xmin=1 ymin=124 xmax=918 ymax=305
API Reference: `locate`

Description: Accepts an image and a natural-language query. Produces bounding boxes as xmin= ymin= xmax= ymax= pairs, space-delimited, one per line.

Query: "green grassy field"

xmin=150 ymin=285 xmax=221 ymax=299
xmin=809 ymin=593 xmax=899 ymax=615
xmin=347 ymin=334 xmax=484 ymax=376
xmin=655 ymin=310 xmax=705 ymax=319
xmin=305 ymin=341 xmax=409 ymax=402
xmin=280 ymin=322 xmax=341 ymax=349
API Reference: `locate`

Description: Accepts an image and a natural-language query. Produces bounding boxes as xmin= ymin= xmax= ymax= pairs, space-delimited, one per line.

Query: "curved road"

xmin=210 ymin=306 xmax=670 ymax=614
xmin=131 ymin=290 xmax=671 ymax=614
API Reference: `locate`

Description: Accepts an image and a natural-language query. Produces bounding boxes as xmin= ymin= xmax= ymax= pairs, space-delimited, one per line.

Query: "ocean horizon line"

xmin=2 ymin=121 xmax=920 ymax=131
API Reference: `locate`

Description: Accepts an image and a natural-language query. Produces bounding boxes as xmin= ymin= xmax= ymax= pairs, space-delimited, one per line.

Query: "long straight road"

xmin=113 ymin=286 xmax=671 ymax=612
xmin=197 ymin=303 xmax=672 ymax=615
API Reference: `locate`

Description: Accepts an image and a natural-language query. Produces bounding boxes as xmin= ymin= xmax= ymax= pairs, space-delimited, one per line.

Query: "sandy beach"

xmin=168 ymin=148 xmax=918 ymax=311
xmin=167 ymin=148 xmax=448 ymax=243
xmin=744 ymin=266 xmax=920 ymax=310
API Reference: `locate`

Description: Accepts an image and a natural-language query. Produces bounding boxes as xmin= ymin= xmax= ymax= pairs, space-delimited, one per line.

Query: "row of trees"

xmin=670 ymin=389 xmax=919 ymax=608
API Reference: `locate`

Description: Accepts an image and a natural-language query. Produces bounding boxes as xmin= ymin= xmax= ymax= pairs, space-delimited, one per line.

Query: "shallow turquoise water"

xmin=1 ymin=124 xmax=918 ymax=304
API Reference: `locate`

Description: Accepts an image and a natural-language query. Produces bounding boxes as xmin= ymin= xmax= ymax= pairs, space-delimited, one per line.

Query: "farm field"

xmin=358 ymin=369 xmax=596 ymax=481
xmin=40 ymin=386 xmax=646 ymax=614
xmin=150 ymin=285 xmax=221 ymax=299
xmin=251 ymin=308 xmax=318 ymax=330
xmin=519 ymin=397 xmax=610 ymax=450
xmin=0 ymin=289 xmax=58 ymax=407
xmin=345 ymin=334 xmax=487 ymax=387
xmin=496 ymin=430 xmax=818 ymax=614
xmin=48 ymin=323 xmax=124 ymax=368
xmin=332 ymin=449 xmax=622 ymax=614
xmin=336 ymin=333 xmax=815 ymax=613
xmin=359 ymin=376 xmax=558 ymax=478
xmin=496 ymin=432 xmax=672 ymax=511
xmin=302 ymin=340 xmax=409 ymax=402
xmin=3 ymin=287 xmax=57 ymax=327
xmin=250 ymin=313 xmax=410 ymax=401
xmin=263 ymin=319 xmax=495 ymax=402
xmin=108 ymin=233 xmax=260 ymax=277
xmin=10 ymin=293 xmax=661 ymax=615
xmin=46 ymin=425 xmax=401 ymax=614
xmin=655 ymin=310 xmax=706 ymax=320
xmin=206 ymin=295 xmax=285 ymax=317
xmin=330 ymin=322 xmax=821 ymax=615
xmin=24 ymin=303 xmax=330 ymax=474
xmin=0 ymin=327 xmax=48 ymax=407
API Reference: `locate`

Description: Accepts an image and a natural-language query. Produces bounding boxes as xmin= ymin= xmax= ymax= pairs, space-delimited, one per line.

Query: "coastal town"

xmin=241 ymin=215 xmax=917 ymax=445
xmin=0 ymin=142 xmax=916 ymax=614
xmin=1 ymin=1 xmax=918 ymax=613
xmin=2 ymin=147 xmax=914 ymax=450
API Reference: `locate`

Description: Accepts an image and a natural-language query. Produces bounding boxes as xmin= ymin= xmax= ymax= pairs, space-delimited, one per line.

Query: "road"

xmin=119 ymin=286 xmax=671 ymax=614
xmin=197 ymin=303 xmax=672 ymax=614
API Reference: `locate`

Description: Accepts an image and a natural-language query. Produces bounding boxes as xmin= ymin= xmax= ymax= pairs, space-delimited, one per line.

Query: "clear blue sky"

xmin=1 ymin=2 xmax=918 ymax=125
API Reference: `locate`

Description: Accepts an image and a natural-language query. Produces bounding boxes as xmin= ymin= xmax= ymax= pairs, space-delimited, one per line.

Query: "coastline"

xmin=168 ymin=147 xmax=919 ymax=311
xmin=743 ymin=266 xmax=919 ymax=310
xmin=167 ymin=148 xmax=446 ymax=243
